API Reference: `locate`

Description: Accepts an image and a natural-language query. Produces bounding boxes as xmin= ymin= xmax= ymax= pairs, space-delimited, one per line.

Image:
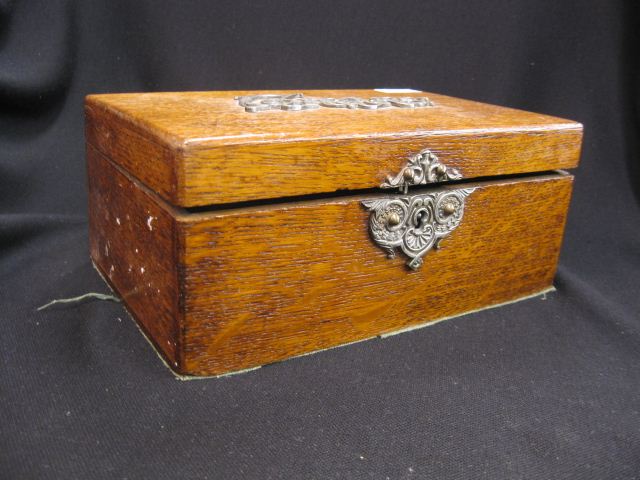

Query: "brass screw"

xmin=403 ymin=169 xmax=415 ymax=181
xmin=442 ymin=203 xmax=456 ymax=215
xmin=387 ymin=212 xmax=401 ymax=226
xmin=435 ymin=164 xmax=447 ymax=176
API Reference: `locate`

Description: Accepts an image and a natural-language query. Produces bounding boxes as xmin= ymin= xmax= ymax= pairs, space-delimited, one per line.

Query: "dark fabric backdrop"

xmin=1 ymin=1 xmax=639 ymax=478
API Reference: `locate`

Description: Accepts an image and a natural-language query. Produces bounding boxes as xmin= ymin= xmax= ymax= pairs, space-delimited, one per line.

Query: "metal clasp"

xmin=363 ymin=149 xmax=471 ymax=270
xmin=381 ymin=149 xmax=461 ymax=194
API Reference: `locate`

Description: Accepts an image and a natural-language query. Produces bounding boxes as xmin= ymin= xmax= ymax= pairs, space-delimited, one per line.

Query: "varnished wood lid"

xmin=85 ymin=89 xmax=582 ymax=207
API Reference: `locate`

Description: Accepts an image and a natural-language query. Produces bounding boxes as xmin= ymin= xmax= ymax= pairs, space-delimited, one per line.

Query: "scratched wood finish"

xmin=87 ymin=145 xmax=182 ymax=369
xmin=177 ymin=173 xmax=573 ymax=375
xmin=85 ymin=90 xmax=582 ymax=207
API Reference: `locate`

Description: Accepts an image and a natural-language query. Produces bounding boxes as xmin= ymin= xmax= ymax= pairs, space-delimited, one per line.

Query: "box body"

xmin=86 ymin=90 xmax=581 ymax=376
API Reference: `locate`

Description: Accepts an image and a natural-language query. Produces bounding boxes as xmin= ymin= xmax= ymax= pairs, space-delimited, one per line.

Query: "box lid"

xmin=85 ymin=89 xmax=582 ymax=208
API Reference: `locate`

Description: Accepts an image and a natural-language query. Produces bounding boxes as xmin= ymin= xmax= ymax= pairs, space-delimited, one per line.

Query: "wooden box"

xmin=85 ymin=89 xmax=582 ymax=376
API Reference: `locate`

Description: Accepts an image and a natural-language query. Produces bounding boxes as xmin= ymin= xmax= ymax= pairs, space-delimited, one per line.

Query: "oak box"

xmin=85 ymin=89 xmax=582 ymax=376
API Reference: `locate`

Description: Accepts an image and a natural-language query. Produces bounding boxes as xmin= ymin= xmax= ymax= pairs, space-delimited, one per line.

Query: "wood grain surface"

xmin=177 ymin=173 xmax=573 ymax=376
xmin=85 ymin=90 xmax=582 ymax=207
xmin=86 ymin=105 xmax=177 ymax=203
xmin=88 ymin=145 xmax=182 ymax=369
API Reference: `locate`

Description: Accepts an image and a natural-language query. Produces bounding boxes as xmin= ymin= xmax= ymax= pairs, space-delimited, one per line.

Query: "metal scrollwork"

xmin=235 ymin=93 xmax=434 ymax=113
xmin=382 ymin=149 xmax=461 ymax=194
xmin=362 ymin=189 xmax=474 ymax=270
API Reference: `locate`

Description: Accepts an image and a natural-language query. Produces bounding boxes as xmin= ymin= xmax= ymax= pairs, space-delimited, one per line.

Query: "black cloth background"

xmin=1 ymin=1 xmax=639 ymax=478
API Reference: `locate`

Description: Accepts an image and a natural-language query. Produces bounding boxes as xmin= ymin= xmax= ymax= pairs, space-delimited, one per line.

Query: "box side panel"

xmin=85 ymin=99 xmax=179 ymax=205
xmin=179 ymin=174 xmax=573 ymax=376
xmin=87 ymin=144 xmax=182 ymax=369
xmin=180 ymin=126 xmax=582 ymax=206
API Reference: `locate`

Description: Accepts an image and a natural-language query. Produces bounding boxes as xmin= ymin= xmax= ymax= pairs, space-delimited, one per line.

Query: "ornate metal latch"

xmin=381 ymin=148 xmax=462 ymax=194
xmin=362 ymin=149 xmax=473 ymax=270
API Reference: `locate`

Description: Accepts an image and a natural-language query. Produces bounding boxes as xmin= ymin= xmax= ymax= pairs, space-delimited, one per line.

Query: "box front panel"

xmin=179 ymin=174 xmax=573 ymax=376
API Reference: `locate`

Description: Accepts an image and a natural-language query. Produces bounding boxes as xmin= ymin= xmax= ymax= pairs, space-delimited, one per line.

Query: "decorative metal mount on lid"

xmin=363 ymin=149 xmax=473 ymax=270
xmin=235 ymin=93 xmax=434 ymax=112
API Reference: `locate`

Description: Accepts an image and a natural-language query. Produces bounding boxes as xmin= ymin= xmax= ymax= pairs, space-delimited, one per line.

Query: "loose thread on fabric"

xmin=37 ymin=293 xmax=121 ymax=311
